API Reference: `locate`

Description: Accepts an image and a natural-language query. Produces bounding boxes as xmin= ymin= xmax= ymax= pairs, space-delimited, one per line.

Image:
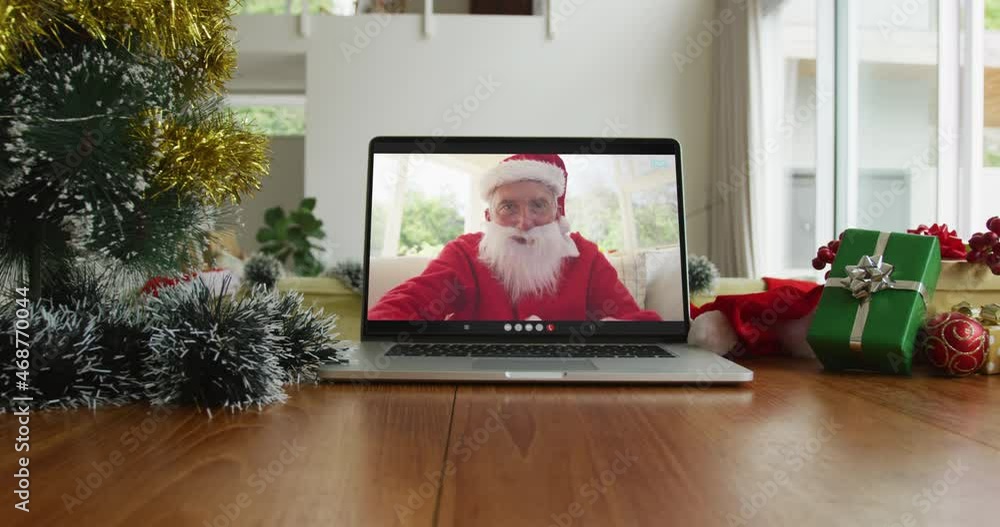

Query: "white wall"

xmin=236 ymin=136 xmax=306 ymax=254
xmin=230 ymin=16 xmax=308 ymax=94
xmin=305 ymin=0 xmax=715 ymax=261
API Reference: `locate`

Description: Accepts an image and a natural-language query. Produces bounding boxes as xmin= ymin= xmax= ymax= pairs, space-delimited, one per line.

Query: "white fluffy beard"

xmin=478 ymin=219 xmax=579 ymax=304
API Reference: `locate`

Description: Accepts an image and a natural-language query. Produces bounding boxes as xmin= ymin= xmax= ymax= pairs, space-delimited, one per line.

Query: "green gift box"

xmin=807 ymin=229 xmax=942 ymax=375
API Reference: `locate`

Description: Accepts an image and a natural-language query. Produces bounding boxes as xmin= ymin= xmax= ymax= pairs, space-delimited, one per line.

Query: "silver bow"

xmin=841 ymin=255 xmax=895 ymax=300
xmin=824 ymin=231 xmax=930 ymax=354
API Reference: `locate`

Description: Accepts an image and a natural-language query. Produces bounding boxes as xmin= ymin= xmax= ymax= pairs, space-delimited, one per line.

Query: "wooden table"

xmin=4 ymin=358 xmax=1000 ymax=526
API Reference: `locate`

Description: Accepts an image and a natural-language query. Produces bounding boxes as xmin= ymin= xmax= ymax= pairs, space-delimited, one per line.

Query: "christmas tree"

xmin=0 ymin=1 xmax=343 ymax=411
xmin=0 ymin=0 xmax=267 ymax=299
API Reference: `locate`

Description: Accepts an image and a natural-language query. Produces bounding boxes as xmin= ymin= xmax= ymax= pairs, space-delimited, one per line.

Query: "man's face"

xmin=487 ymin=181 xmax=557 ymax=244
xmin=479 ymin=180 xmax=576 ymax=303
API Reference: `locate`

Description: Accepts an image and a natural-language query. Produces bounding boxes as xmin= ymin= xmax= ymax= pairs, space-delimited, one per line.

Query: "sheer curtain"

xmin=708 ymin=0 xmax=787 ymax=277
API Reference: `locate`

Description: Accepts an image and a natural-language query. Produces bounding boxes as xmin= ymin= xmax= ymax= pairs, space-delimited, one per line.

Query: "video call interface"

xmin=366 ymin=152 xmax=686 ymax=333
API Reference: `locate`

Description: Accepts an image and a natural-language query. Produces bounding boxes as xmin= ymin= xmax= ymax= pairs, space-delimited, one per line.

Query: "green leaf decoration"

xmin=264 ymin=207 xmax=285 ymax=227
xmin=254 ymin=196 xmax=326 ymax=276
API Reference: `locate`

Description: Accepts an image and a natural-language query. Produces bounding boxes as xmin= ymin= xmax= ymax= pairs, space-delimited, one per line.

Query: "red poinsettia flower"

xmin=906 ymin=224 xmax=967 ymax=259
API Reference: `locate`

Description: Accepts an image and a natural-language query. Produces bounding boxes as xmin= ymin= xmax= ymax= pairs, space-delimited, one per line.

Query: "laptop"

xmin=319 ymin=137 xmax=752 ymax=383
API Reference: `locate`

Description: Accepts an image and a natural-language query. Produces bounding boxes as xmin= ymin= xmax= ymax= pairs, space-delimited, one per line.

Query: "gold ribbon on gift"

xmin=950 ymin=302 xmax=1000 ymax=326
xmin=824 ymin=232 xmax=930 ymax=352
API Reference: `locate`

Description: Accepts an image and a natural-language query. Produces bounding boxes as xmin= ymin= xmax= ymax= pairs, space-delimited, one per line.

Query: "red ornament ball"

xmin=922 ymin=313 xmax=987 ymax=376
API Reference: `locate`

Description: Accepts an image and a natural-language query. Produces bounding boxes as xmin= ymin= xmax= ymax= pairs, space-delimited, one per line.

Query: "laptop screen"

xmin=364 ymin=138 xmax=688 ymax=341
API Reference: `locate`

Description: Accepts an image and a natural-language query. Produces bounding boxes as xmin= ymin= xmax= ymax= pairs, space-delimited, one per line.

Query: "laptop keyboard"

xmin=386 ymin=343 xmax=675 ymax=358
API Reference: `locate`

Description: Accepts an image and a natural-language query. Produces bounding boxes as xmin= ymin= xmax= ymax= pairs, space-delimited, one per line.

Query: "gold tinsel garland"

xmin=134 ymin=109 xmax=269 ymax=206
xmin=0 ymin=0 xmax=236 ymax=93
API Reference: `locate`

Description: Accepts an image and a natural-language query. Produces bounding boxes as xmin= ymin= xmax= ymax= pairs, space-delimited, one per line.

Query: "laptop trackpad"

xmin=471 ymin=359 xmax=597 ymax=371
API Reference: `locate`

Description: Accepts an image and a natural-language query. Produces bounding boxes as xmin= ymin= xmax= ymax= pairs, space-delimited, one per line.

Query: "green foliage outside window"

xmin=988 ymin=0 xmax=1000 ymax=30
xmin=632 ymin=189 xmax=680 ymax=249
xmin=399 ymin=193 xmax=464 ymax=256
xmin=986 ymin=148 xmax=1000 ymax=168
xmin=370 ymin=193 xmax=465 ymax=257
xmin=986 ymin=0 xmax=1000 ymax=167
xmin=231 ymin=105 xmax=305 ymax=136
xmin=568 ymin=189 xmax=624 ymax=253
xmin=568 ymin=187 xmax=679 ymax=253
xmin=232 ymin=0 xmax=326 ymax=14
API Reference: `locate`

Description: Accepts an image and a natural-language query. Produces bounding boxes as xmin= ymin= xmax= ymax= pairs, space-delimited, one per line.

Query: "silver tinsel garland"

xmin=1 ymin=275 xmax=343 ymax=413
xmin=243 ymin=252 xmax=283 ymax=290
xmin=144 ymin=278 xmax=288 ymax=411
xmin=0 ymin=300 xmax=142 ymax=410
xmin=272 ymin=290 xmax=341 ymax=384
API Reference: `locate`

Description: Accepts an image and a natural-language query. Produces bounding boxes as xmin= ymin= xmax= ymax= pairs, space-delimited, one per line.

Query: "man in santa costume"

xmin=368 ymin=153 xmax=662 ymax=322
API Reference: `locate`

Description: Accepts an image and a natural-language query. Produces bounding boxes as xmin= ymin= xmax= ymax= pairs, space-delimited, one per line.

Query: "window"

xmin=232 ymin=0 xmax=330 ymax=15
xmin=983 ymin=0 xmax=1000 ymax=226
xmin=756 ymin=0 xmax=824 ymax=276
xmin=563 ymin=156 xmax=680 ymax=254
xmin=631 ymin=189 xmax=679 ymax=250
xmin=986 ymin=0 xmax=1000 ymax=166
xmin=371 ymin=154 xmax=474 ymax=257
xmin=758 ymin=0 xmax=992 ymax=277
xmin=228 ymin=96 xmax=306 ymax=136
xmin=854 ymin=1 xmax=939 ymax=231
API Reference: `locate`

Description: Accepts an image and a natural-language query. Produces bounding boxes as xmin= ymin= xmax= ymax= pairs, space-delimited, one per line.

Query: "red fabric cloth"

xmin=140 ymin=269 xmax=220 ymax=297
xmin=691 ymin=278 xmax=823 ymax=356
xmin=761 ymin=277 xmax=822 ymax=294
xmin=368 ymin=232 xmax=661 ymax=321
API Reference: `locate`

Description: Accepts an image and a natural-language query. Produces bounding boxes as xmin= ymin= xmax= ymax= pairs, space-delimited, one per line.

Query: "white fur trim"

xmin=776 ymin=309 xmax=818 ymax=359
xmin=481 ymin=159 xmax=566 ymax=200
xmin=562 ymin=224 xmax=580 ymax=257
xmin=556 ymin=217 xmax=579 ymax=256
xmin=557 ymin=215 xmax=571 ymax=235
xmin=687 ymin=311 xmax=738 ymax=355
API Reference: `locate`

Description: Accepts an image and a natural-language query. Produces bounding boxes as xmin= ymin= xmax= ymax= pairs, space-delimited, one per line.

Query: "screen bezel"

xmin=362 ymin=137 xmax=690 ymax=344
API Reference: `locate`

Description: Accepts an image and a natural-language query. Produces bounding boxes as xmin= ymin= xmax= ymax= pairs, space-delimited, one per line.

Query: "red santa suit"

xmin=368 ymin=231 xmax=661 ymax=321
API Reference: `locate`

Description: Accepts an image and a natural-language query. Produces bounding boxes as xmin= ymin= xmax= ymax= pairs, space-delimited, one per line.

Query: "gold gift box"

xmin=982 ymin=326 xmax=1000 ymax=375
xmin=949 ymin=301 xmax=1000 ymax=375
xmin=928 ymin=261 xmax=1000 ymax=316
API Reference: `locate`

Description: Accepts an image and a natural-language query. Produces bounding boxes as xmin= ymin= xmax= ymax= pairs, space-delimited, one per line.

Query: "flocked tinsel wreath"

xmin=324 ymin=260 xmax=364 ymax=294
xmin=2 ymin=301 xmax=106 ymax=409
xmin=0 ymin=275 xmax=344 ymax=414
xmin=243 ymin=252 xmax=283 ymax=290
xmin=144 ymin=278 xmax=289 ymax=411
xmin=271 ymin=290 xmax=341 ymax=384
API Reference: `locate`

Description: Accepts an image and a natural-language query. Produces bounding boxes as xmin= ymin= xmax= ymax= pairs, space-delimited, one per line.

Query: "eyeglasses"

xmin=494 ymin=199 xmax=554 ymax=220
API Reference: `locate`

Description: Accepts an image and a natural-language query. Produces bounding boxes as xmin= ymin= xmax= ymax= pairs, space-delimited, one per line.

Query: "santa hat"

xmin=688 ymin=278 xmax=823 ymax=357
xmin=481 ymin=154 xmax=569 ymax=218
